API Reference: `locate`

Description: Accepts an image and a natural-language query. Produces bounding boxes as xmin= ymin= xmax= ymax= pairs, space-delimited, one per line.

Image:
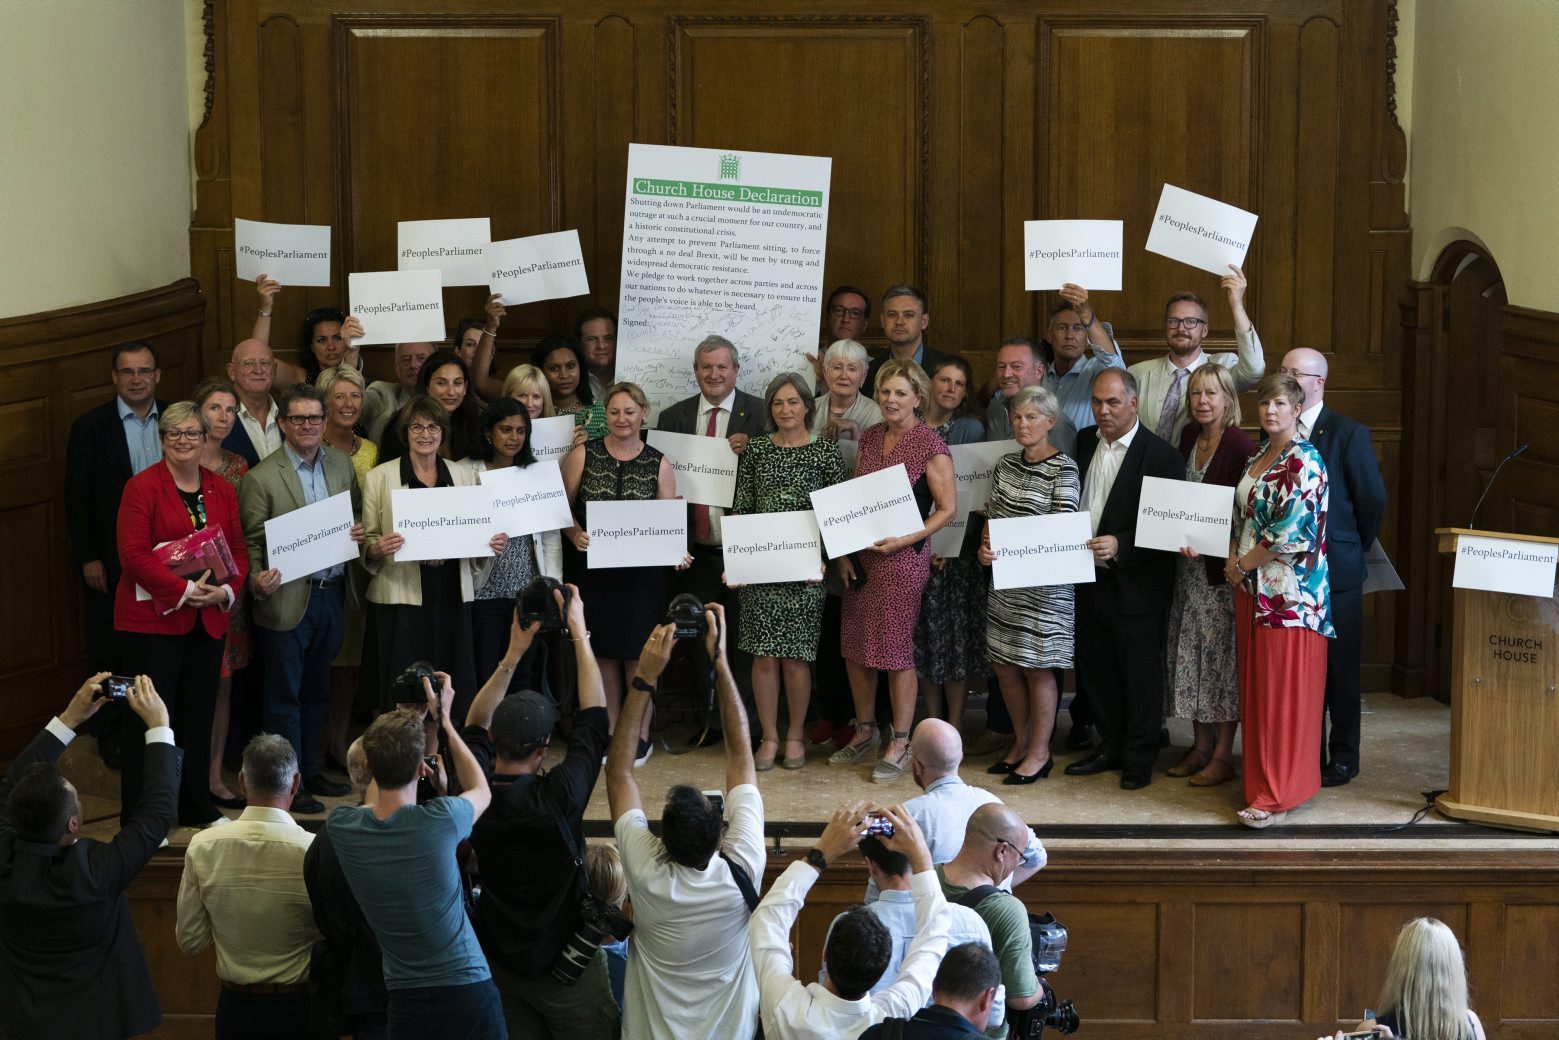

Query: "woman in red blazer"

xmin=114 ymin=401 xmax=248 ymax=827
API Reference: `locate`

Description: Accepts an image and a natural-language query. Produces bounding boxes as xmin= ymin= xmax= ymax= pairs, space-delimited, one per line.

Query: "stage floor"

xmin=67 ymin=691 xmax=1559 ymax=853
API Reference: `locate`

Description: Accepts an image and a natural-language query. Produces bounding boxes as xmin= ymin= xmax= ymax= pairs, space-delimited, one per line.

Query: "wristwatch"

xmin=805 ymin=847 xmax=829 ymax=872
xmin=630 ymin=676 xmax=657 ymax=696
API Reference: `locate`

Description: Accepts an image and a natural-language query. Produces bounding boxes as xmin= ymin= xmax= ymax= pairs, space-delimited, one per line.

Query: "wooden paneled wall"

xmin=128 ymin=847 xmax=1559 ymax=1038
xmin=190 ymin=0 xmax=1413 ymax=690
xmin=0 ymin=282 xmax=205 ymax=755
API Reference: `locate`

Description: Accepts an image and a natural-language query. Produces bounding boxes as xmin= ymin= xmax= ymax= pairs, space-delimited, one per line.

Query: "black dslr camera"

xmin=551 ymin=894 xmax=633 ymax=987
xmin=391 ymin=661 xmax=438 ymax=708
xmin=663 ymin=593 xmax=707 ymax=640
xmin=516 ymin=575 xmax=572 ymax=632
xmin=1011 ymin=913 xmax=1080 ymax=1038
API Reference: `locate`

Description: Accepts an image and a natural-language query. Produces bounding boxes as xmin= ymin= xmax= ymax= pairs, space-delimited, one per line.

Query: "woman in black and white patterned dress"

xmin=978 ymin=385 xmax=1080 ymax=783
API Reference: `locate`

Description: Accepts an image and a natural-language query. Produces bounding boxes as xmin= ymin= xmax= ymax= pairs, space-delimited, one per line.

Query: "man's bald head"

xmin=966 ymin=802 xmax=1027 ymax=847
xmin=911 ymin=718 xmax=963 ymax=778
xmin=228 ymin=338 xmax=276 ymax=396
xmin=1280 ymin=348 xmax=1329 ymax=409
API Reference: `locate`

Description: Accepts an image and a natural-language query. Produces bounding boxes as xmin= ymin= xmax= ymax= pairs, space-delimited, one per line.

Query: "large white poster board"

xmin=586 ymin=499 xmax=688 ymax=569
xmin=349 ymin=270 xmax=446 ymax=346
xmin=397 ymin=218 xmax=491 ymax=287
xmin=1134 ymin=476 xmax=1234 ymax=557
xmin=1144 ymin=184 xmax=1258 ymax=276
xmin=1023 ymin=220 xmax=1123 ymax=290
xmin=478 ymin=462 xmax=574 ymax=538
xmin=929 ymin=440 xmax=1019 ymax=557
xmin=486 ymin=230 xmax=590 ymax=305
xmin=988 ymin=512 xmax=1096 ymax=590
xmin=615 ymin=144 xmax=832 ymax=413
xmin=263 ymin=491 xmax=358 ymax=583
xmin=528 ymin=415 xmax=577 ymax=463
xmin=1452 ymin=534 xmax=1558 ymax=599
xmin=809 ymin=464 xmax=922 ymax=559
xmin=390 ymin=485 xmax=501 ymax=562
xmin=722 ymin=511 xmax=824 ymax=585
xmin=646 ymin=429 xmax=739 ymax=508
xmin=234 ymin=218 xmax=332 ymax=286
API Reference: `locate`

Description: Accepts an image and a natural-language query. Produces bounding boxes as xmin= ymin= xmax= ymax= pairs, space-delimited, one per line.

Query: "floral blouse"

xmin=1235 ymin=438 xmax=1335 ymax=637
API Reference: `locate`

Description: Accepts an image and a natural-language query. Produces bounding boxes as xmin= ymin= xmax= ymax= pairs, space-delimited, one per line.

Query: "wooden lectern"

xmin=1434 ymin=528 xmax=1559 ymax=832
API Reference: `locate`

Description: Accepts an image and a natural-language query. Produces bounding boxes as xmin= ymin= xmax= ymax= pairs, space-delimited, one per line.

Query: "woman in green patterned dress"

xmin=728 ymin=373 xmax=846 ymax=771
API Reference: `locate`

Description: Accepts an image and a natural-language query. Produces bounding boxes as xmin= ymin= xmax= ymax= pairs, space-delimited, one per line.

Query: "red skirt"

xmin=1235 ymin=588 xmax=1328 ymax=812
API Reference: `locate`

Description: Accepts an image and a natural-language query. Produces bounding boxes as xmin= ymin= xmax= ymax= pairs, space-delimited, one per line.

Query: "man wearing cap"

xmin=459 ymin=584 xmax=618 ymax=1039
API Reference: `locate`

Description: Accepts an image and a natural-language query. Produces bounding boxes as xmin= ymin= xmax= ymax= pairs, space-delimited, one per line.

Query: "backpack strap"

xmin=954 ymin=883 xmax=1002 ymax=910
xmin=879 ymin=1016 xmax=907 ymax=1040
xmin=720 ymin=851 xmax=760 ymax=913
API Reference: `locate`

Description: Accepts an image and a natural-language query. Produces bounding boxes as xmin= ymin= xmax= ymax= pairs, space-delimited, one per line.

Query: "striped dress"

xmin=983 ymin=450 xmax=1080 ymax=669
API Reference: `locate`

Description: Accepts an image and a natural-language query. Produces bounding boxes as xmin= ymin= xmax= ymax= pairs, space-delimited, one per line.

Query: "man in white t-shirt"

xmin=607 ymin=604 xmax=765 ymax=1040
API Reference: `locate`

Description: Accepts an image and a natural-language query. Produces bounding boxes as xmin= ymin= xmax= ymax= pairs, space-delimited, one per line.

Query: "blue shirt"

xmin=117 ymin=397 xmax=162 ymax=474
xmin=1041 ymin=321 xmax=1126 ymax=431
xmin=284 ymin=444 xmax=344 ymax=580
xmin=325 ymin=798 xmax=487 ymax=990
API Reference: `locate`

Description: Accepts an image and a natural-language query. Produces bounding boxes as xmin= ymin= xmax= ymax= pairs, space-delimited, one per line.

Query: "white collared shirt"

xmin=238 ymin=397 xmax=283 ymax=459
xmin=693 ymin=388 xmax=737 ymax=545
xmin=1298 ymin=400 xmax=1323 ymax=439
xmin=175 ymin=805 xmax=320 ymax=985
xmin=1081 ymin=420 xmax=1139 ymax=536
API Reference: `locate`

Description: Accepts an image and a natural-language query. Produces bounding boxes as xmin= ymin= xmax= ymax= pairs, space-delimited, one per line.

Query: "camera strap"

xmin=719 ymin=852 xmax=759 ymax=913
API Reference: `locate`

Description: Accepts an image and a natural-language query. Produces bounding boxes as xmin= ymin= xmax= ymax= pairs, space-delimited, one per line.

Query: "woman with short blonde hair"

xmin=501 ymin=363 xmax=556 ymax=419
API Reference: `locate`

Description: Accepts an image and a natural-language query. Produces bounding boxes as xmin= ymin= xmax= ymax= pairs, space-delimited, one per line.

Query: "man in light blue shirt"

xmin=1041 ymin=284 xmax=1126 ymax=433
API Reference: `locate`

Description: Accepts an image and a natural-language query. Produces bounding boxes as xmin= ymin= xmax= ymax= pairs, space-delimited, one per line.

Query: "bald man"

xmin=1280 ymin=348 xmax=1387 ymax=787
xmin=225 ymin=339 xmax=283 ymax=466
xmin=864 ymin=720 xmax=1044 ymax=903
xmin=936 ymin=805 xmax=1047 ymax=1036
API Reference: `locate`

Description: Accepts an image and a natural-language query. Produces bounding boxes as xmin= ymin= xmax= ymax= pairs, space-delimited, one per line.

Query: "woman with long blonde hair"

xmin=1334 ymin=918 xmax=1487 ymax=1040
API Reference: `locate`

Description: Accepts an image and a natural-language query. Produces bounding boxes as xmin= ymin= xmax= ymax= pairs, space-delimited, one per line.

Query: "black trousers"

xmin=1075 ymin=575 xmax=1165 ymax=773
xmin=1323 ymin=583 xmax=1364 ymax=771
xmin=118 ymin=627 xmax=224 ymax=826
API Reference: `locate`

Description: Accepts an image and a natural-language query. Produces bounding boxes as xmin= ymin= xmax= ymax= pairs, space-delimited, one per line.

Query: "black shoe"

xmin=1159 ymin=726 xmax=1171 ymax=748
xmin=290 ymin=792 xmax=326 ymax=815
xmin=1321 ymin=762 xmax=1357 ymax=787
xmin=1120 ymin=768 xmax=1152 ymax=790
xmin=210 ymin=792 xmax=247 ymax=811
xmin=1004 ymin=759 xmax=1054 ymax=785
xmin=986 ymin=760 xmax=1016 ymax=775
xmin=1064 ymin=724 xmax=1096 ymax=751
xmin=1064 ymin=749 xmax=1121 ymax=776
xmin=304 ymin=774 xmax=351 ymax=798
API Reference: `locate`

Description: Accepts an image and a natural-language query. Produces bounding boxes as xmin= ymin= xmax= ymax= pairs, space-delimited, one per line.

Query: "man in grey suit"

xmin=239 ymin=384 xmax=364 ymax=815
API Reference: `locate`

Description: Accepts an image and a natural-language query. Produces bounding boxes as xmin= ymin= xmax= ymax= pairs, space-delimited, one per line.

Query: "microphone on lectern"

xmin=1467 ymin=442 xmax=1530 ymax=530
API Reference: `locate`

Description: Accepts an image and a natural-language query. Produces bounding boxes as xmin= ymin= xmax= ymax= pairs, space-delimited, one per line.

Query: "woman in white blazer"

xmin=469 ymin=397 xmax=564 ymax=697
xmin=362 ymin=395 xmax=506 ymax=721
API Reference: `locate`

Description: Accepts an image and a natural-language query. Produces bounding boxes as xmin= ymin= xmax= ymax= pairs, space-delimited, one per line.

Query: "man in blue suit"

xmin=1282 ymin=348 xmax=1388 ymax=787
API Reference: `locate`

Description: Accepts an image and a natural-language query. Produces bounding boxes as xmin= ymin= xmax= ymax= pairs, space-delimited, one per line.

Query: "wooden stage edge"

xmin=128 ymin=842 xmax=1559 ymax=1039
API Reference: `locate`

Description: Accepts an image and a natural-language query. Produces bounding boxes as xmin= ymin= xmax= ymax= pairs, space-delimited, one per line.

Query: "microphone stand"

xmin=1468 ymin=442 xmax=1530 ymax=530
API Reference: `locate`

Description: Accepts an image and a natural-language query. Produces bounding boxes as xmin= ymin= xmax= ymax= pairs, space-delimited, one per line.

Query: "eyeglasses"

xmin=1051 ymin=322 xmax=1087 ymax=334
xmin=163 ymin=429 xmax=205 ymax=442
xmin=116 ymin=367 xmax=156 ymax=378
xmin=1280 ymin=367 xmax=1324 ymax=379
xmin=1164 ymin=317 xmax=1208 ymax=330
xmin=283 ymin=414 xmax=326 ymax=426
xmin=407 ymin=422 xmax=442 ymax=435
xmin=993 ymin=837 xmax=1021 ymax=859
xmin=238 ymin=359 xmax=276 ymax=371
xmin=829 ymin=305 xmax=867 ymax=321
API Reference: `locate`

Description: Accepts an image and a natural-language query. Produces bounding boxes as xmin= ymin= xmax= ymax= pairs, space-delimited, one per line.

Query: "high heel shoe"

xmin=986 ymin=760 xmax=1017 ymax=775
xmin=1003 ymin=759 xmax=1054 ymax=785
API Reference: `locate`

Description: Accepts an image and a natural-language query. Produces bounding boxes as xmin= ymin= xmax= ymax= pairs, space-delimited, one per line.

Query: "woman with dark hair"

xmin=296 ymin=306 xmax=366 ymax=386
xmin=535 ymin=334 xmax=606 ymax=439
xmin=379 ymin=349 xmax=484 ymax=464
xmin=914 ymin=356 xmax=988 ymax=730
xmin=727 ymin=372 xmax=846 ymax=771
xmin=362 ymin=396 xmax=507 ymax=721
xmin=470 ymin=398 xmax=563 ymax=694
xmin=1228 ymin=372 xmax=1333 ymax=828
xmin=115 ymin=400 xmax=249 ymax=826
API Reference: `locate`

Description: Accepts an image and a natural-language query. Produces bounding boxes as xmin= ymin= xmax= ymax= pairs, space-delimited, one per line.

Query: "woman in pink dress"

xmin=830 ymin=359 xmax=957 ymax=783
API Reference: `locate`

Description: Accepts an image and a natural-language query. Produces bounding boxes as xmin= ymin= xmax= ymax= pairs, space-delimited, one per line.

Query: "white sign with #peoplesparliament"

xmin=390 ymin=485 xmax=505 ymax=562
xmin=988 ymin=511 xmax=1096 ymax=590
xmin=1024 ymin=220 xmax=1123 ymax=291
xmin=1134 ymin=476 xmax=1234 ymax=557
xmin=1452 ymin=534 xmax=1558 ymax=599
xmin=809 ymin=463 xmax=923 ymax=559
xmin=234 ymin=218 xmax=331 ymax=286
xmin=397 ymin=218 xmax=492 ymax=287
xmin=349 ymin=270 xmax=446 ymax=346
xmin=264 ymin=491 xmax=358 ymax=584
xmin=487 ymin=230 xmax=591 ymax=306
xmin=1144 ymin=184 xmax=1258 ymax=276
xmin=929 ymin=440 xmax=1018 ymax=557
xmin=647 ymin=430 xmax=740 ymax=508
xmin=479 ymin=461 xmax=574 ymax=538
xmin=722 ymin=511 xmax=824 ymax=585
xmin=586 ymin=499 xmax=688 ymax=569
xmin=528 ymin=415 xmax=577 ymax=463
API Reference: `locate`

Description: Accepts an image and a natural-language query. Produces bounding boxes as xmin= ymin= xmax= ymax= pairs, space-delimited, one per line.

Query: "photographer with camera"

xmin=459 ymin=582 xmax=620 ymax=1039
xmin=323 ymin=673 xmax=502 ymax=1039
xmin=608 ymin=600 xmax=767 ymax=1039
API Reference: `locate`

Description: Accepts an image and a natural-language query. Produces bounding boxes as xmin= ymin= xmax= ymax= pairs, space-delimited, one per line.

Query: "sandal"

xmin=871 ymin=728 xmax=914 ymax=784
xmin=781 ymin=739 xmax=807 ymax=770
xmin=754 ymin=739 xmax=779 ymax=772
xmin=1166 ymin=748 xmax=1211 ymax=778
xmin=828 ymin=721 xmax=881 ymax=766
xmin=1188 ymin=756 xmax=1236 ymax=787
xmin=1237 ymin=806 xmax=1288 ymax=829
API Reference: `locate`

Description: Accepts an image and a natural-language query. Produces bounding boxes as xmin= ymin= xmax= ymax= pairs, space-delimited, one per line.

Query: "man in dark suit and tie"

xmin=1282 ymin=348 xmax=1388 ymax=787
xmin=1065 ymin=369 xmax=1183 ymax=789
xmin=865 ymin=285 xmax=955 ymax=395
xmin=64 ymin=341 xmax=168 ymax=672
xmin=0 ymin=672 xmax=178 ymax=1039
xmin=240 ymin=384 xmax=365 ymax=815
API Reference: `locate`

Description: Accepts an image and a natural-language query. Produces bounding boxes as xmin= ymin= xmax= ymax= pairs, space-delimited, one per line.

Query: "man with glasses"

xmin=1043 ymin=283 xmax=1126 ymax=432
xmin=363 ymin=341 xmax=435 ymax=443
xmin=238 ymin=384 xmax=365 ymax=815
xmin=936 ymin=804 xmax=1047 ymax=1038
xmin=1128 ymin=265 xmax=1266 ymax=443
xmin=224 ymin=339 xmax=284 ymax=466
xmin=1281 ymin=348 xmax=1387 ymax=788
xmin=65 ymin=341 xmax=168 ymax=682
xmin=807 ymin=285 xmax=872 ymax=392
